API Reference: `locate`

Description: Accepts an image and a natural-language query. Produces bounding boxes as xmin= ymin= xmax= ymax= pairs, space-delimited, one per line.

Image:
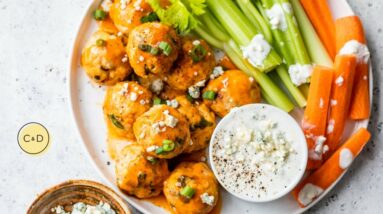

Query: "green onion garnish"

xmin=153 ymin=97 xmax=163 ymax=105
xmin=150 ymin=47 xmax=160 ymax=55
xmin=140 ymin=12 xmax=159 ymax=23
xmin=109 ymin=114 xmax=124 ymax=129
xmin=138 ymin=44 xmax=160 ymax=56
xmin=202 ymin=90 xmax=216 ymax=100
xmin=186 ymin=94 xmax=194 ymax=102
xmin=180 ymin=186 xmax=195 ymax=199
xmin=162 ymin=140 xmax=175 ymax=152
xmin=96 ymin=39 xmax=106 ymax=47
xmin=159 ymin=41 xmax=173 ymax=56
xmin=93 ymin=9 xmax=107 ymax=21
xmin=190 ymin=44 xmax=207 ymax=62
xmin=155 ymin=146 xmax=164 ymax=155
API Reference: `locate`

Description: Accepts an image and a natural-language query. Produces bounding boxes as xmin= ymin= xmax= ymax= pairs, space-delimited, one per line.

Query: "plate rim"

xmin=67 ymin=1 xmax=373 ymax=213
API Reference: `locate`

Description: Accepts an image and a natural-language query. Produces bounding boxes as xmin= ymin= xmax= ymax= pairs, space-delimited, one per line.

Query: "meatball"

xmin=163 ymin=162 xmax=219 ymax=214
xmin=174 ymin=96 xmax=216 ymax=153
xmin=104 ymin=81 xmax=152 ymax=140
xmin=159 ymin=84 xmax=185 ymax=100
xmin=109 ymin=0 xmax=154 ymax=35
xmin=165 ymin=38 xmax=216 ymax=91
xmin=81 ymin=31 xmax=132 ymax=85
xmin=116 ymin=144 xmax=169 ymax=198
xmin=127 ymin=23 xmax=181 ymax=78
xmin=133 ymin=105 xmax=190 ymax=159
xmin=203 ymin=70 xmax=261 ymax=117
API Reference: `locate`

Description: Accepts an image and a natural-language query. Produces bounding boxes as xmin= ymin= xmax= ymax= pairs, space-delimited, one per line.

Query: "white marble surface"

xmin=0 ymin=0 xmax=382 ymax=213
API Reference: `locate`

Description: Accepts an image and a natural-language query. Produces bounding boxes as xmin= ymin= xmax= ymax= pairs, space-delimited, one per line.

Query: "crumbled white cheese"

xmin=249 ymin=77 xmax=254 ymax=82
xmin=166 ymin=99 xmax=179 ymax=108
xmin=139 ymin=99 xmax=146 ymax=105
xmin=327 ymin=119 xmax=335 ymax=134
xmin=52 ymin=201 xmax=115 ymax=214
xmin=266 ymin=3 xmax=290 ymax=31
xmin=192 ymin=40 xmax=201 ymax=46
xmin=241 ymin=34 xmax=271 ymax=67
xmin=130 ymin=92 xmax=138 ymax=101
xmin=163 ymin=110 xmax=178 ymax=128
xmin=139 ymin=55 xmax=144 ymax=62
xmin=330 ymin=99 xmax=337 ymax=106
xmin=339 ymin=148 xmax=354 ymax=169
xmin=339 ymin=40 xmax=370 ymax=64
xmin=313 ymin=136 xmax=327 ymax=157
xmin=195 ymin=80 xmax=206 ymax=87
xmin=150 ymin=79 xmax=164 ymax=94
xmin=117 ymin=31 xmax=123 ymax=37
xmin=319 ymin=98 xmax=324 ymax=108
xmin=222 ymin=78 xmax=229 ymax=88
xmin=119 ymin=83 xmax=129 ymax=95
xmin=101 ymin=0 xmax=112 ymax=12
xmin=288 ymin=64 xmax=313 ymax=86
xmin=200 ymin=193 xmax=215 ymax=206
xmin=122 ymin=55 xmax=128 ymax=63
xmin=146 ymin=145 xmax=159 ymax=152
xmin=120 ymin=0 xmax=129 ymax=10
xmin=188 ymin=86 xmax=200 ymax=98
xmin=335 ymin=76 xmax=344 ymax=86
xmin=134 ymin=0 xmax=142 ymax=11
xmin=298 ymin=183 xmax=324 ymax=206
xmin=210 ymin=66 xmax=225 ymax=79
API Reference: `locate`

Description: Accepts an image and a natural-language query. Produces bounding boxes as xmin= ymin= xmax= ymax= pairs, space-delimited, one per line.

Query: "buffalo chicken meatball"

xmin=81 ymin=31 xmax=132 ymax=85
xmin=116 ymin=144 xmax=169 ymax=198
xmin=163 ymin=162 xmax=219 ymax=214
xmin=174 ymin=96 xmax=216 ymax=153
xmin=127 ymin=23 xmax=181 ymax=78
xmin=165 ymin=38 xmax=216 ymax=91
xmin=133 ymin=105 xmax=190 ymax=159
xmin=203 ymin=70 xmax=261 ymax=117
xmin=104 ymin=81 xmax=152 ymax=140
xmin=109 ymin=0 xmax=154 ymax=35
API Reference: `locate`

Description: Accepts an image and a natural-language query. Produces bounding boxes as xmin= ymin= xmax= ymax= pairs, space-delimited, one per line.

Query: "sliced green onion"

xmin=109 ymin=114 xmax=124 ymax=129
xmin=202 ymin=90 xmax=216 ymax=100
xmin=138 ymin=44 xmax=152 ymax=52
xmin=150 ymin=47 xmax=160 ymax=55
xmin=162 ymin=140 xmax=175 ymax=152
xmin=153 ymin=97 xmax=163 ymax=105
xmin=159 ymin=41 xmax=173 ymax=56
xmin=180 ymin=186 xmax=195 ymax=199
xmin=186 ymin=94 xmax=194 ymax=102
xmin=96 ymin=39 xmax=106 ymax=47
xmin=140 ymin=12 xmax=159 ymax=23
xmin=93 ymin=9 xmax=107 ymax=21
xmin=190 ymin=44 xmax=207 ymax=62
xmin=155 ymin=146 xmax=165 ymax=155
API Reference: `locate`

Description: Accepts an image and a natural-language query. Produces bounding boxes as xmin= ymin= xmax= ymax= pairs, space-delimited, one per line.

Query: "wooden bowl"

xmin=27 ymin=180 xmax=131 ymax=214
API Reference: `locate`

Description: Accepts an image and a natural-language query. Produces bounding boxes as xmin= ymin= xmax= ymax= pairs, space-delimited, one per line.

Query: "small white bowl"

xmin=209 ymin=104 xmax=308 ymax=203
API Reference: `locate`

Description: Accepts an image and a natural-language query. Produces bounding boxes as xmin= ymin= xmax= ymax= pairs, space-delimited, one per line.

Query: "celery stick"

xmin=200 ymin=12 xmax=231 ymax=42
xmin=206 ymin=0 xmax=282 ymax=72
xmin=236 ymin=0 xmax=273 ymax=43
xmin=290 ymin=0 xmax=333 ymax=67
xmin=276 ymin=65 xmax=307 ymax=107
xmin=194 ymin=26 xmax=224 ymax=49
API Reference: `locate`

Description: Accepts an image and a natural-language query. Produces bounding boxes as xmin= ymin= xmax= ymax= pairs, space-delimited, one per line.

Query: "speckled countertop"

xmin=0 ymin=0 xmax=381 ymax=213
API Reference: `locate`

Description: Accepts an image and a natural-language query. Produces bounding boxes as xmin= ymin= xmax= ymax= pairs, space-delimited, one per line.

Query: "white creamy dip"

xmin=339 ymin=40 xmax=370 ymax=64
xmin=288 ymin=64 xmax=313 ymax=86
xmin=210 ymin=104 xmax=307 ymax=202
xmin=266 ymin=3 xmax=292 ymax=31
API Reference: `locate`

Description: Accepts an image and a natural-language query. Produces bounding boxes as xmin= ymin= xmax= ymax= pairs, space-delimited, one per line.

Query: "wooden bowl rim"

xmin=27 ymin=179 xmax=130 ymax=214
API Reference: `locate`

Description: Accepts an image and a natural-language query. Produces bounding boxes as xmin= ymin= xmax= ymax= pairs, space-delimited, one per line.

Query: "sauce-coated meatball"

xmin=116 ymin=144 xmax=169 ymax=198
xmin=81 ymin=31 xmax=132 ymax=85
xmin=165 ymin=38 xmax=215 ymax=90
xmin=104 ymin=81 xmax=152 ymax=140
xmin=163 ymin=162 xmax=219 ymax=214
xmin=133 ymin=105 xmax=190 ymax=159
xmin=109 ymin=0 xmax=154 ymax=35
xmin=174 ymin=96 xmax=216 ymax=153
xmin=203 ymin=70 xmax=261 ymax=117
xmin=127 ymin=23 xmax=180 ymax=78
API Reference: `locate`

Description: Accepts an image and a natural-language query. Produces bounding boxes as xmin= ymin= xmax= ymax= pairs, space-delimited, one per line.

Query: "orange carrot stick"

xmin=335 ymin=16 xmax=370 ymax=120
xmin=300 ymin=0 xmax=336 ymax=59
xmin=302 ymin=66 xmax=334 ymax=169
xmin=292 ymin=128 xmax=371 ymax=207
xmin=325 ymin=55 xmax=357 ymax=154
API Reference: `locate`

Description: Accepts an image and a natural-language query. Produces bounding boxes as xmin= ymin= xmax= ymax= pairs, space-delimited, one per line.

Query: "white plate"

xmin=68 ymin=1 xmax=373 ymax=213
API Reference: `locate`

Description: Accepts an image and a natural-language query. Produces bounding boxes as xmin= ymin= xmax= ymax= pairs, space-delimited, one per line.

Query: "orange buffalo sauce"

xmin=98 ymin=17 xmax=119 ymax=34
xmin=145 ymin=193 xmax=222 ymax=214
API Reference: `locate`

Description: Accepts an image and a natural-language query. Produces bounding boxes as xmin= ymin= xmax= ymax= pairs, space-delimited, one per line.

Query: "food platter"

xmin=68 ymin=0 xmax=373 ymax=213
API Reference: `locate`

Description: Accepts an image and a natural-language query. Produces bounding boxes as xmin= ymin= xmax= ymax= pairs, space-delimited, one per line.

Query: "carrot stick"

xmin=292 ymin=128 xmax=371 ymax=207
xmin=300 ymin=0 xmax=336 ymax=59
xmin=302 ymin=66 xmax=333 ymax=169
xmin=335 ymin=16 xmax=370 ymax=120
xmin=335 ymin=16 xmax=366 ymax=52
xmin=325 ymin=55 xmax=357 ymax=154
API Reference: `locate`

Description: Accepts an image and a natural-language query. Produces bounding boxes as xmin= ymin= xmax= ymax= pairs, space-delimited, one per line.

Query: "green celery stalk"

xmin=290 ymin=0 xmax=333 ymax=67
xmin=236 ymin=0 xmax=273 ymax=43
xmin=206 ymin=0 xmax=282 ymax=72
xmin=276 ymin=65 xmax=307 ymax=107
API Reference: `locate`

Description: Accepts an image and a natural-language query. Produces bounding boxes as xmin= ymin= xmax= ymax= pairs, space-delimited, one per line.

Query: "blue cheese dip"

xmin=209 ymin=104 xmax=307 ymax=202
xmin=51 ymin=201 xmax=116 ymax=214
